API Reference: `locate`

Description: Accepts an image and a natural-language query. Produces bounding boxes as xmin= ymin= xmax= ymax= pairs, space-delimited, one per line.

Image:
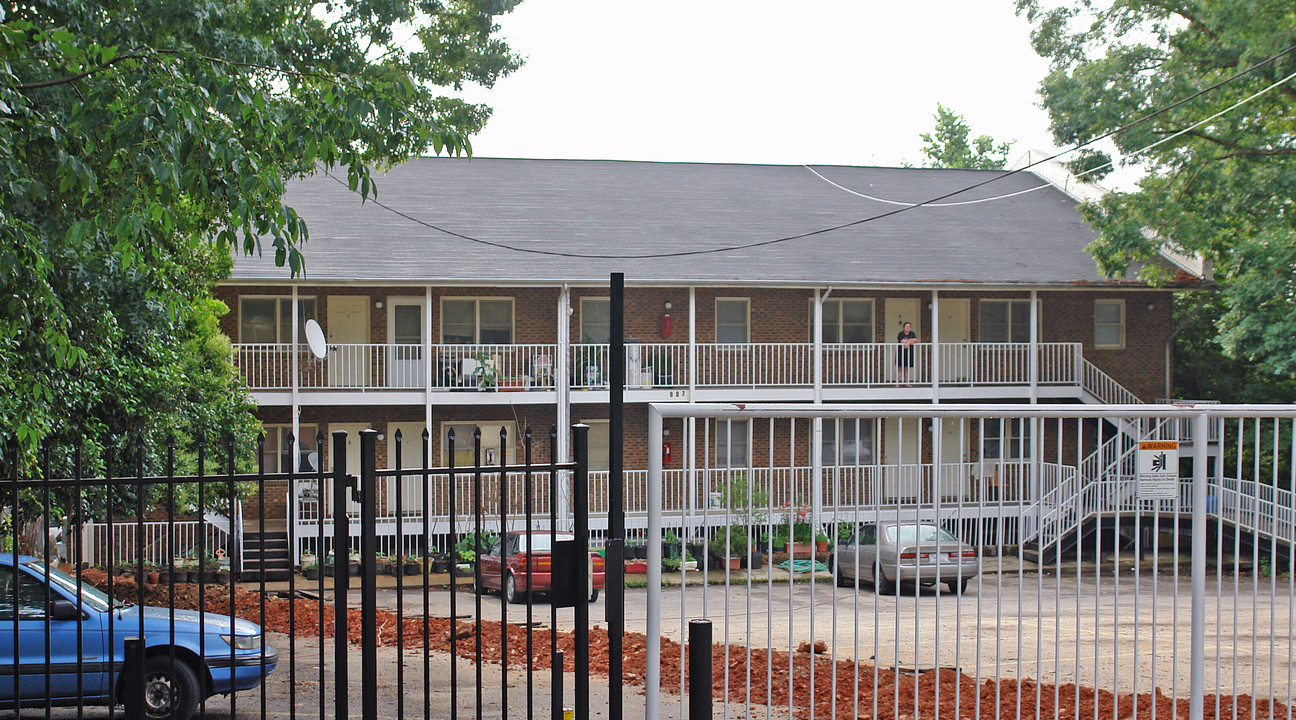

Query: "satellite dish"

xmin=304 ymin=319 xmax=327 ymax=359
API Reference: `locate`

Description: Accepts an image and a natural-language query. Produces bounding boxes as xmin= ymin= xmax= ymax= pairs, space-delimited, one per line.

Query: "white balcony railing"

xmin=236 ymin=341 xmax=1091 ymax=393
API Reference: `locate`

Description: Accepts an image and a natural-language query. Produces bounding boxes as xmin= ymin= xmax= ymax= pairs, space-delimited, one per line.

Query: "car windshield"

xmin=23 ymin=561 xmax=114 ymax=612
xmin=885 ymin=525 xmax=959 ymax=544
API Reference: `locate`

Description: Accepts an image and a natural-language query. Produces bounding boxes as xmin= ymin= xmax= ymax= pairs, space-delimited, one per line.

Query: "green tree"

xmin=1015 ymin=0 xmax=1296 ymax=374
xmin=916 ymin=104 xmax=1014 ymax=169
xmin=0 ymin=0 xmax=522 ymax=467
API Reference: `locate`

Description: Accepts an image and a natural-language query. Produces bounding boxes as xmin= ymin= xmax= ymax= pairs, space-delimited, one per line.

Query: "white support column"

xmin=291 ymin=286 xmax=300 ymax=473
xmin=1190 ymin=411 xmax=1208 ymax=720
xmin=811 ymin=289 xmax=824 ymax=528
xmin=557 ymin=286 xmax=572 ymax=525
xmin=424 ymin=285 xmax=433 ymax=454
xmin=1029 ymin=289 xmax=1040 ymax=519
xmin=930 ymin=290 xmax=940 ymax=404
xmin=686 ymin=288 xmax=697 ymax=533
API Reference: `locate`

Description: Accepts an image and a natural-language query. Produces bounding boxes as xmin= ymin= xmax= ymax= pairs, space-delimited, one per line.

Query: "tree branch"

xmin=16 ymin=53 xmax=150 ymax=91
xmin=1181 ymin=129 xmax=1296 ymax=157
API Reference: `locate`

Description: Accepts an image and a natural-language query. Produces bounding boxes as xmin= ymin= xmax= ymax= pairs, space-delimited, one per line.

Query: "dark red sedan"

xmin=478 ymin=531 xmax=605 ymax=604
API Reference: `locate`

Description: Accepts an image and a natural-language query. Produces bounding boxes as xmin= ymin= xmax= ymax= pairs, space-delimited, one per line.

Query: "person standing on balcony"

xmin=897 ymin=321 xmax=918 ymax=386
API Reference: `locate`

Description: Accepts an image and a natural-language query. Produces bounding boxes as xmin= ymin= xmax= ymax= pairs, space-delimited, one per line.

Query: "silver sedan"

xmin=832 ymin=522 xmax=980 ymax=594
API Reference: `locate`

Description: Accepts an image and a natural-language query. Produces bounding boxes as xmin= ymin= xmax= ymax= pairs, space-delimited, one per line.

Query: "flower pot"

xmin=431 ymin=558 xmax=450 ymax=574
xmin=816 ymin=541 xmax=829 ymax=553
xmin=304 ymin=567 xmax=321 ymax=580
xmin=623 ymin=545 xmax=637 ymax=561
xmin=634 ymin=546 xmax=648 ymax=560
xmin=746 ymin=552 xmax=763 ymax=571
xmin=404 ymin=563 xmax=421 ymax=576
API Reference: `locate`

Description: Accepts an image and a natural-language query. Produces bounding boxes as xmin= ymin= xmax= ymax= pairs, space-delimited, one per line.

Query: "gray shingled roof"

xmin=228 ymin=157 xmax=1137 ymax=288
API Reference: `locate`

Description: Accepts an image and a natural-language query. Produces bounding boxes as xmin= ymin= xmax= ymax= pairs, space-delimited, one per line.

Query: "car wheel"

xmin=955 ymin=577 xmax=970 ymax=595
xmin=141 ymin=655 xmax=200 ymax=720
xmin=589 ymin=588 xmax=599 ymax=603
xmin=872 ymin=563 xmax=895 ymax=595
xmin=504 ymin=573 xmax=523 ymax=604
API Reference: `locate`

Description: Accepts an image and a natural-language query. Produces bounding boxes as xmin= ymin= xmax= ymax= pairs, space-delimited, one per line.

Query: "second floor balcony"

xmin=234 ymin=341 xmax=1138 ymax=404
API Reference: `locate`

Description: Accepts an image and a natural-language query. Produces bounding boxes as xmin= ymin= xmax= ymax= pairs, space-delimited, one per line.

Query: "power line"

xmin=330 ymin=42 xmax=1296 ymax=260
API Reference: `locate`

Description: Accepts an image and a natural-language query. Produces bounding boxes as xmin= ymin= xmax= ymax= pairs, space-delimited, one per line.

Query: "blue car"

xmin=1 ymin=554 xmax=277 ymax=719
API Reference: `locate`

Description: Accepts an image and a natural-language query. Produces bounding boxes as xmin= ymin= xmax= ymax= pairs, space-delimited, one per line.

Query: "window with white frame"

xmin=715 ymin=419 xmax=749 ymax=468
xmin=715 ymin=298 xmax=749 ymax=344
xmin=1094 ymin=299 xmax=1125 ymax=349
xmin=239 ymin=297 xmax=316 ymax=343
xmin=441 ymin=421 xmax=517 ymax=467
xmin=813 ymin=298 xmax=874 ymax=343
xmin=821 ymin=418 xmax=875 ymax=465
xmin=580 ymin=298 xmax=610 ymax=343
xmin=259 ymin=424 xmax=320 ymax=473
xmin=982 ymin=419 xmax=1031 ymax=460
xmin=979 ymin=299 xmax=1032 ymax=343
xmin=441 ymin=298 xmax=514 ymax=344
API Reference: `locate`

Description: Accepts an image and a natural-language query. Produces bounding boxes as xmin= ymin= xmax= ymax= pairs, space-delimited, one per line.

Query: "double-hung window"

xmin=715 ymin=419 xmax=749 ymax=468
xmin=716 ymin=299 xmax=749 ymax=343
xmin=580 ymin=298 xmax=610 ymax=343
xmin=982 ymin=419 xmax=1031 ymax=460
xmin=979 ymin=300 xmax=1033 ymax=343
xmin=441 ymin=298 xmax=514 ymax=344
xmin=239 ymin=297 xmax=317 ymax=343
xmin=1094 ymin=299 xmax=1125 ymax=349
xmin=822 ymin=418 xmax=875 ymax=465
xmin=815 ymin=298 xmax=874 ymax=343
xmin=259 ymin=424 xmax=320 ymax=472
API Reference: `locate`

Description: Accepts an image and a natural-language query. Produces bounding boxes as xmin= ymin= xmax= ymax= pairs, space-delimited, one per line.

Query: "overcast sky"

xmin=459 ymin=0 xmax=1063 ymax=169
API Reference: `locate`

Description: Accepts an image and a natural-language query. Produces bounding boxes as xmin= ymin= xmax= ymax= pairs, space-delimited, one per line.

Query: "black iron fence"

xmin=2 ymin=424 xmax=599 ymax=720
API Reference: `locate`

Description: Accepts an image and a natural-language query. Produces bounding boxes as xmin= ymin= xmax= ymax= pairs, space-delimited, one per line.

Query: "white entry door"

xmin=387 ymin=422 xmax=428 ymax=516
xmin=327 ymin=296 xmax=370 ymax=387
xmin=936 ymin=298 xmax=971 ymax=382
xmin=937 ymin=418 xmax=970 ymax=500
xmin=387 ymin=298 xmax=425 ymax=388
xmin=882 ymin=417 xmax=920 ymax=501
xmin=884 ymin=298 xmax=921 ymax=384
xmin=326 ymin=423 xmax=368 ymax=516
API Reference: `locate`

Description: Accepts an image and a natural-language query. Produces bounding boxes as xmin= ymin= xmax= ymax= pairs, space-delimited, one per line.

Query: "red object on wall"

xmin=662 ymin=441 xmax=673 ymax=464
xmin=659 ymin=312 xmax=673 ymax=338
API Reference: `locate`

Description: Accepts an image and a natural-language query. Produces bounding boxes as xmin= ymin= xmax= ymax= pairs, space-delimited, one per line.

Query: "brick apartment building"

xmin=217 ymin=157 xmax=1207 ymax=542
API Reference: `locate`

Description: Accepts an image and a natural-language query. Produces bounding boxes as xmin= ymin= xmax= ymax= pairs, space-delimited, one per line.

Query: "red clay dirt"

xmin=83 ymin=570 xmax=1287 ymax=719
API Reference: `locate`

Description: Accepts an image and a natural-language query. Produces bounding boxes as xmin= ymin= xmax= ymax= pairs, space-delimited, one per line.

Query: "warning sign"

xmin=1137 ymin=441 xmax=1179 ymax=500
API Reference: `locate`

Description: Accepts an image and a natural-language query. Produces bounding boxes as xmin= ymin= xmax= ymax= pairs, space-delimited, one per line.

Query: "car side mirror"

xmin=48 ymin=598 xmax=82 ymax=621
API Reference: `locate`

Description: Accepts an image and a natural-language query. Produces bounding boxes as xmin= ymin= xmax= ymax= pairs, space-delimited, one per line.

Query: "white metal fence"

xmin=643 ymin=403 xmax=1296 ymax=720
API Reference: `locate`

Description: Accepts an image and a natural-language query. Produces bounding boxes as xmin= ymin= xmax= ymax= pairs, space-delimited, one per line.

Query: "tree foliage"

xmin=1016 ymin=0 xmax=1296 ymax=374
xmin=0 ymin=0 xmax=522 ymax=469
xmin=916 ymin=104 xmax=1014 ymax=170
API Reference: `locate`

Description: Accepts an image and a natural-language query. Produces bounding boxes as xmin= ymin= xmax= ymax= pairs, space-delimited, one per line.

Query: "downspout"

xmin=1164 ymin=310 xmax=1195 ymax=400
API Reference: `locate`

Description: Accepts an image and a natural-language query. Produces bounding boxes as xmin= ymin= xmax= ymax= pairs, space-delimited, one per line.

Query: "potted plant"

xmin=708 ymin=525 xmax=748 ymax=571
xmin=430 ymin=552 xmax=450 ymax=574
xmin=473 ymin=353 xmax=499 ymax=390
xmin=498 ymin=376 xmax=529 ymax=391
xmin=403 ymin=554 xmax=423 ymax=576
xmin=662 ymin=530 xmax=682 ymax=560
xmin=815 ymin=531 xmax=830 ymax=553
xmin=303 ymin=560 xmax=321 ymax=581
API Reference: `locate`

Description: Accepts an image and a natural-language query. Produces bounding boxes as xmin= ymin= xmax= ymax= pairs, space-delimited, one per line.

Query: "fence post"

xmin=573 ymin=423 xmax=590 ymax=720
xmin=331 ymin=429 xmax=349 ymax=720
xmin=122 ymin=636 xmax=145 ymax=719
xmin=688 ymin=620 xmax=712 ymax=720
xmin=1190 ymin=411 xmax=1208 ymax=720
xmin=359 ymin=429 xmax=379 ymax=720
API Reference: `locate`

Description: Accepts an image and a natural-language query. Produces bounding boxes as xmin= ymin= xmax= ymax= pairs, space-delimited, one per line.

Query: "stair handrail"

xmin=1080 ymin=356 xmax=1144 ymax=406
